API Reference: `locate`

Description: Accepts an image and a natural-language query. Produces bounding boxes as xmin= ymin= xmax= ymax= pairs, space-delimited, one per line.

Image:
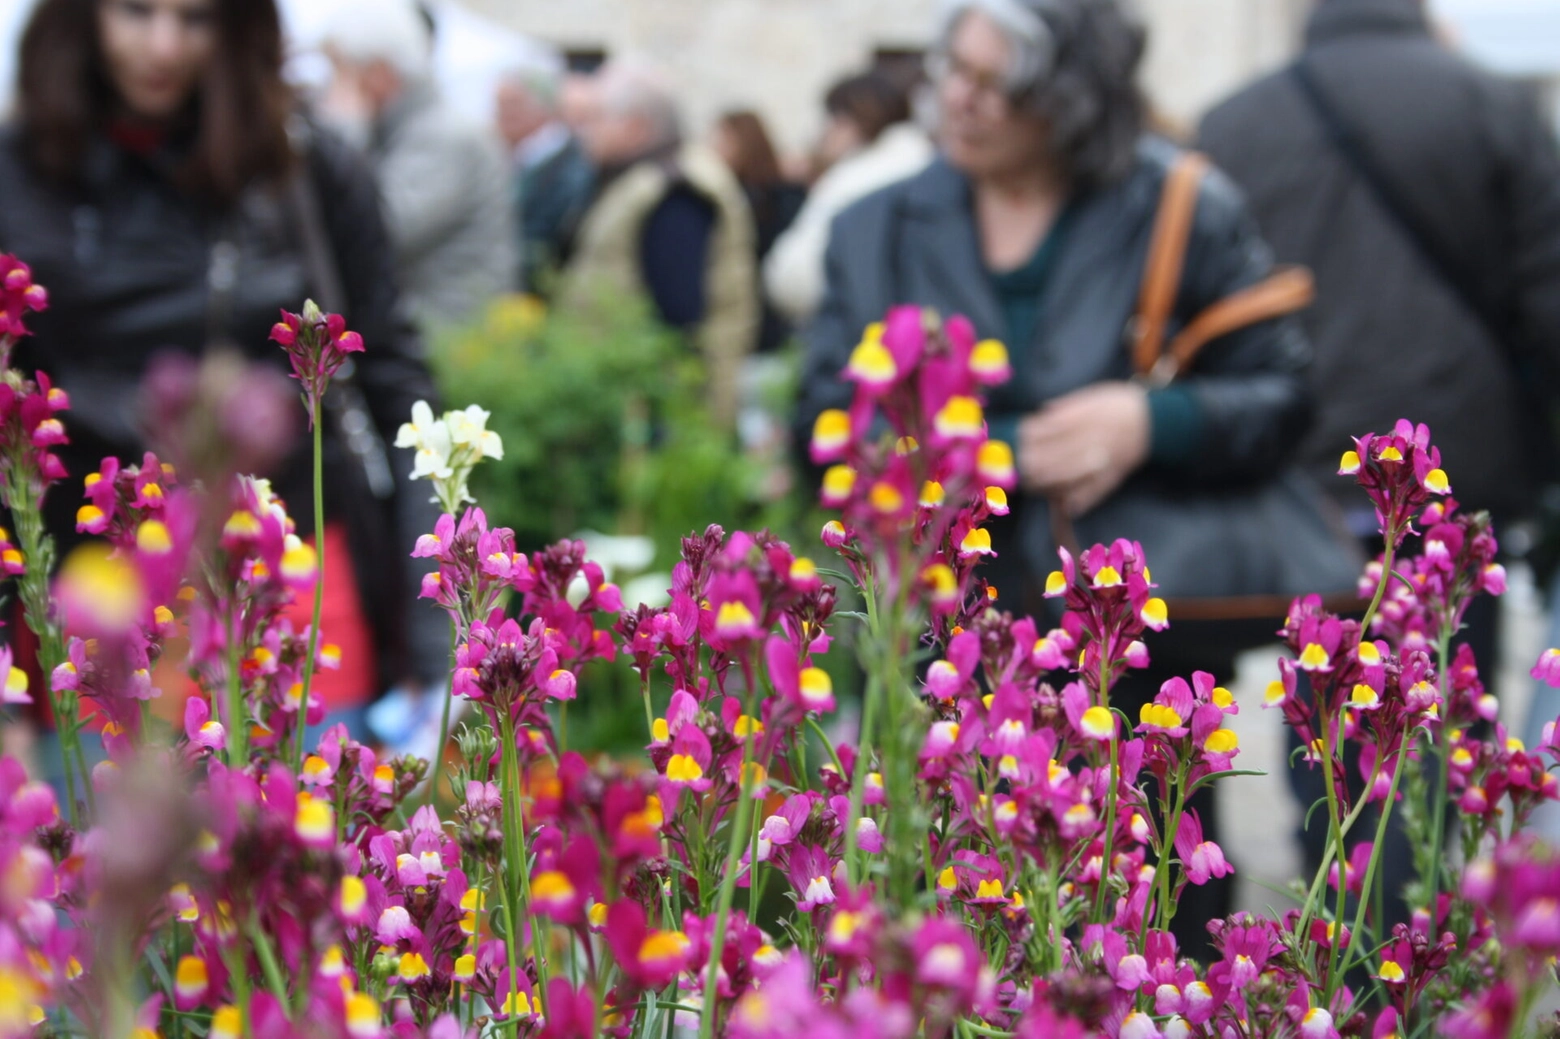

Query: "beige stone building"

xmin=461 ymin=0 xmax=1312 ymax=153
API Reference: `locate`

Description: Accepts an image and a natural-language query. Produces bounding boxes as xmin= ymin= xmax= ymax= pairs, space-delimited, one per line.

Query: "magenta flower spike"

xmin=269 ymin=299 xmax=364 ymax=427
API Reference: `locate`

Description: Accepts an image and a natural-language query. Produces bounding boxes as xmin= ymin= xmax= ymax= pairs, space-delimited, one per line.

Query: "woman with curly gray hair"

xmin=798 ymin=0 xmax=1316 ymax=955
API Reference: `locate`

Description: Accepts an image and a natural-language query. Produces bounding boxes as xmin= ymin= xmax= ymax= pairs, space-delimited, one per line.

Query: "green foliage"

xmin=429 ymin=296 xmax=814 ymax=756
xmin=429 ymin=296 xmax=781 ymax=562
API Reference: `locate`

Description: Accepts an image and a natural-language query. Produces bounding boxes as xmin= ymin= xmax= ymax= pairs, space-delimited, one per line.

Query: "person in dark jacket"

xmin=1197 ymin=0 xmax=1560 ymax=911
xmin=1199 ymin=0 xmax=1560 ymax=536
xmin=799 ymin=0 xmax=1313 ymax=955
xmin=496 ymin=52 xmax=596 ymax=297
xmin=713 ymin=109 xmax=806 ymax=353
xmin=0 ymin=0 xmax=447 ymax=753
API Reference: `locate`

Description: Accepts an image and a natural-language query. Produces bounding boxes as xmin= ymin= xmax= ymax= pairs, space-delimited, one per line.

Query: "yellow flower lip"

xmin=811 ymin=409 xmax=851 ymax=450
xmin=638 ymin=929 xmax=690 ymax=964
xmin=970 ymin=338 xmax=1010 ymax=376
xmin=531 ymin=870 xmax=576 ymax=903
xmin=338 ymin=874 xmax=367 ymax=915
xmin=714 ymin=600 xmax=757 ymax=636
xmin=934 ymin=395 xmax=984 ymax=438
xmin=1298 ymin=643 xmax=1330 ymax=670
xmin=1080 ymin=705 xmax=1115 ymax=740
xmin=978 ymin=439 xmax=1016 ymax=480
xmin=869 ymin=481 xmax=905 ymax=514
xmin=136 ymin=520 xmax=172 ymax=555
xmin=798 ymin=667 xmax=833 ymax=707
xmin=822 ymin=465 xmax=856 ymax=501
xmin=846 ymin=337 xmax=897 ymax=384
xmin=666 ymin=754 xmax=704 ymax=783
xmin=960 ymin=527 xmax=993 ymax=555
xmin=1204 ymin=728 xmax=1239 ymax=754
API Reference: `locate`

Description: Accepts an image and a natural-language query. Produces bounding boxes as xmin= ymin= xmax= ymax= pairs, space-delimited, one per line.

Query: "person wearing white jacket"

xmin=764 ymin=73 xmax=933 ymax=324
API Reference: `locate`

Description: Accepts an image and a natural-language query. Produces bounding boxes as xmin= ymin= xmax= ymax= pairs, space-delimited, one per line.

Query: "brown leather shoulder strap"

xmin=1131 ymin=151 xmax=1211 ymax=378
xmin=1150 ymin=266 xmax=1315 ymax=385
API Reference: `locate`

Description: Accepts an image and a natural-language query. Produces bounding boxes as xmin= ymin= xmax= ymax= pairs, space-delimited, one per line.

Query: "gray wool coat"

xmin=369 ymin=81 xmax=517 ymax=328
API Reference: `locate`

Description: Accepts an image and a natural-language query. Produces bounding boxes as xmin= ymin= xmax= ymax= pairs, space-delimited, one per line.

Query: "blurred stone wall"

xmin=463 ymin=0 xmax=1310 ymax=152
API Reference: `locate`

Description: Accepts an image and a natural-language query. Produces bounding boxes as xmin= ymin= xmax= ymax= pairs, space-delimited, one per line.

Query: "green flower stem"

xmin=804 ymin=715 xmax=847 ymax=782
xmin=1301 ymin=538 xmax=1395 ymax=987
xmin=295 ymin=408 xmax=326 ymax=775
xmin=640 ymin=672 xmax=656 ymax=739
xmin=1294 ymin=751 xmax=1382 ymax=940
xmin=878 ymin=594 xmax=922 ymax=907
xmin=421 ymin=623 xmax=460 ymax=814
xmin=10 ymin=475 xmax=88 ymax=817
xmin=1152 ymin=763 xmax=1191 ymax=935
xmin=1092 ymin=656 xmax=1117 ymax=923
xmin=840 ymin=575 xmax=883 ymax=889
xmin=1358 ymin=541 xmax=1396 ymax=638
xmin=498 ymin=708 xmax=544 ymax=1026
xmin=698 ymin=675 xmax=761 ymax=1039
xmin=248 ymin=918 xmax=291 ymax=1013
xmin=1320 ymin=711 xmax=1351 ymax=1004
xmin=225 ymin=622 xmax=247 ymax=769
xmin=1424 ymin=627 xmax=1453 ymax=917
xmin=1342 ymin=715 xmax=1415 ymax=981
xmin=748 ymin=776 xmax=762 ymax=921
xmin=223 ymin=941 xmax=253 ymax=1038
xmin=1094 ymin=733 xmax=1121 ymax=922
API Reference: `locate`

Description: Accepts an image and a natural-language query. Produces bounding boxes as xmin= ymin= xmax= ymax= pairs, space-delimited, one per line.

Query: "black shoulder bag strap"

xmin=283 ymin=123 xmax=397 ymax=500
xmin=1290 ymin=57 xmax=1515 ymax=349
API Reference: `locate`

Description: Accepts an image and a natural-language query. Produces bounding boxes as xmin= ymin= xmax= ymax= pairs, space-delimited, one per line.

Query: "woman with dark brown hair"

xmin=0 ymin=0 xmax=447 ymax=774
xmin=713 ymin=108 xmax=806 ymax=353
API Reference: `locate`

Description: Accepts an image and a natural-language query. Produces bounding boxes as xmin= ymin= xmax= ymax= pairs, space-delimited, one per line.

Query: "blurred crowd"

xmin=301 ymin=0 xmax=948 ymax=429
xmin=2 ymin=0 xmax=1559 ymax=952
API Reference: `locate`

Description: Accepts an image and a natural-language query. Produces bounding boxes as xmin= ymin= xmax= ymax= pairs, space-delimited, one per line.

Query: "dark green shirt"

xmin=983 ymin=205 xmax=1203 ymax=465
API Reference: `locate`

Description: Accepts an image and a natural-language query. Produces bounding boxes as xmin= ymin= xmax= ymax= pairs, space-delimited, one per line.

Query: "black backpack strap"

xmin=282 ymin=117 xmax=396 ymax=500
xmin=1290 ymin=57 xmax=1514 ymax=349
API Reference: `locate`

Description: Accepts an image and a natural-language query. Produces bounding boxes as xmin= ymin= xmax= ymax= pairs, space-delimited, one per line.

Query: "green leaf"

xmin=1185 ymin=768 xmax=1268 ymax=798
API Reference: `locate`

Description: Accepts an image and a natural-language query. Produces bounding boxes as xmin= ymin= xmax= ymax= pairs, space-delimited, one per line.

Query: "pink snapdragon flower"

xmin=269 ymin=299 xmax=364 ymax=426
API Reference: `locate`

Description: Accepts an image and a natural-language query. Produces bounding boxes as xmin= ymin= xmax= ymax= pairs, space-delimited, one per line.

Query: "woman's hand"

xmin=1017 ymin=381 xmax=1150 ymax=517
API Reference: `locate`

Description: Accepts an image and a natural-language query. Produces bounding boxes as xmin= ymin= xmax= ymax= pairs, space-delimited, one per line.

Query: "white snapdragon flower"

xmin=444 ymin=404 xmax=503 ymax=461
xmin=396 ymin=400 xmax=503 ymax=515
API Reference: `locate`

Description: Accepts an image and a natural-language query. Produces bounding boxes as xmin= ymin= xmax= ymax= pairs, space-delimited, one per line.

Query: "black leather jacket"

xmin=0 ymin=122 xmax=447 ymax=693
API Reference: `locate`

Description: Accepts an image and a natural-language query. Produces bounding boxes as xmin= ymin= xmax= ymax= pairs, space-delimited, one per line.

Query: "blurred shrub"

xmin=428 ymin=296 xmax=854 ymax=756
xmin=430 ymin=295 xmax=779 ymax=561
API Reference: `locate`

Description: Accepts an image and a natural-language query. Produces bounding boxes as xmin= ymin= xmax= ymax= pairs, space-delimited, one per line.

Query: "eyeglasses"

xmin=926 ymin=50 xmax=1016 ymax=117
